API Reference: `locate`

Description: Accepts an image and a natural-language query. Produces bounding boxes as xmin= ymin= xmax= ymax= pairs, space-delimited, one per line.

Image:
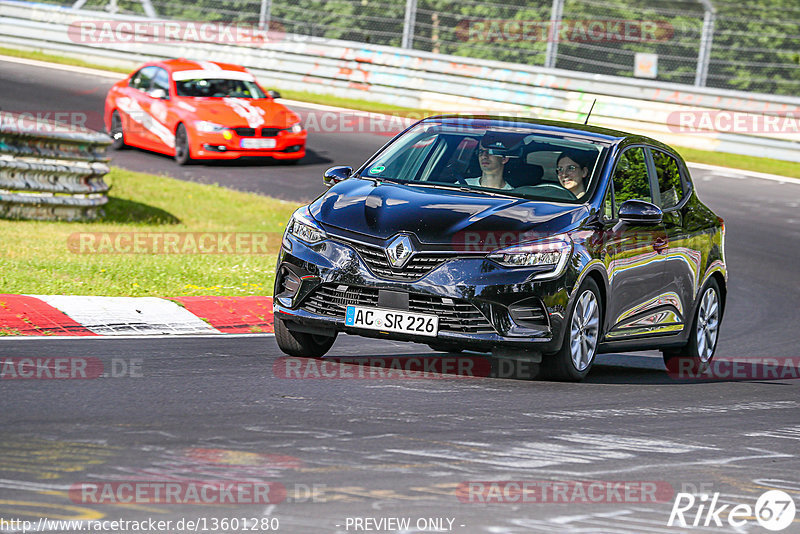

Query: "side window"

xmin=602 ymin=185 xmax=614 ymax=220
xmin=652 ymin=150 xmax=684 ymax=210
xmin=612 ymin=146 xmax=652 ymax=217
xmin=129 ymin=66 xmax=157 ymax=91
xmin=151 ymin=68 xmax=170 ymax=96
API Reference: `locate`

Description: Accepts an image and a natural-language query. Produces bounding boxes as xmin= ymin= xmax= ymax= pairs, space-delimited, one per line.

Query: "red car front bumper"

xmin=192 ymin=130 xmax=307 ymax=160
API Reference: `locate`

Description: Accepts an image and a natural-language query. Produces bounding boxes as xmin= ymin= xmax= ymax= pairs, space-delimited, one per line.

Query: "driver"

xmin=556 ymin=149 xmax=593 ymax=199
xmin=465 ymin=134 xmax=521 ymax=190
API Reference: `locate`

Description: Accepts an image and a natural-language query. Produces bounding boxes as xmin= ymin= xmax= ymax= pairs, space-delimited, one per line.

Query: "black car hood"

xmin=310 ymin=179 xmax=588 ymax=246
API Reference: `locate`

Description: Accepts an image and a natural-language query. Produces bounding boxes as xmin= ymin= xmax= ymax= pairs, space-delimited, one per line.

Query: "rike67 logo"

xmin=668 ymin=490 xmax=796 ymax=531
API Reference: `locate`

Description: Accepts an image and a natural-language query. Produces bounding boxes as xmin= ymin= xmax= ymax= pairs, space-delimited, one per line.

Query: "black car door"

xmin=599 ymin=145 xmax=673 ymax=340
xmin=647 ymin=147 xmax=704 ymax=331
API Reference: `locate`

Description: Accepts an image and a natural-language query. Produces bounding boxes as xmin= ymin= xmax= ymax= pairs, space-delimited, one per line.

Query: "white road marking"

xmin=30 ymin=295 xmax=219 ymax=336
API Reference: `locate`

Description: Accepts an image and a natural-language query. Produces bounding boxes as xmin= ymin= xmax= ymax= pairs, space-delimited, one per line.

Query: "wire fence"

xmin=42 ymin=0 xmax=800 ymax=96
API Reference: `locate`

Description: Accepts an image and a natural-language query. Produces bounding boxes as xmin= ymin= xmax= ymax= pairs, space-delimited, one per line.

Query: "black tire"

xmin=110 ymin=111 xmax=126 ymax=150
xmin=174 ymin=124 xmax=192 ymax=165
xmin=274 ymin=315 xmax=337 ymax=358
xmin=541 ymin=278 xmax=602 ymax=381
xmin=427 ymin=342 xmax=464 ymax=353
xmin=662 ymin=278 xmax=722 ymax=376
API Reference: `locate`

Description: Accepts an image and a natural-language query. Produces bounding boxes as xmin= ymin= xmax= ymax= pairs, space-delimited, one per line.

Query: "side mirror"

xmin=148 ymin=88 xmax=168 ymax=100
xmin=323 ymin=166 xmax=352 ymax=187
xmin=268 ymin=90 xmax=282 ymax=99
xmin=619 ymin=200 xmax=663 ymax=225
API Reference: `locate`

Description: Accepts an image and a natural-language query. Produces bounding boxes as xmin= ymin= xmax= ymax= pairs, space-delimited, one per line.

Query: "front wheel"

xmin=274 ymin=316 xmax=337 ymax=358
xmin=110 ymin=111 xmax=126 ymax=150
xmin=542 ymin=278 xmax=602 ymax=381
xmin=174 ymin=124 xmax=192 ymax=165
xmin=663 ymin=278 xmax=722 ymax=376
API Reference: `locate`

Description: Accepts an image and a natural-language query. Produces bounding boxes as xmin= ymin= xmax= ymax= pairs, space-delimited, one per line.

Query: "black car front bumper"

xmin=274 ymin=233 xmax=573 ymax=354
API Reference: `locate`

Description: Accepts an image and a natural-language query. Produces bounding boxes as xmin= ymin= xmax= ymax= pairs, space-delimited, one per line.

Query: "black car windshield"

xmin=362 ymin=120 xmax=607 ymax=203
xmin=175 ymin=78 xmax=266 ymax=99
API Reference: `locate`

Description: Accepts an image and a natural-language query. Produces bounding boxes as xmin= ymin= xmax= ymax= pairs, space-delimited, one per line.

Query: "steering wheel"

xmin=439 ymin=159 xmax=471 ymax=185
xmin=515 ymin=183 xmax=578 ymax=201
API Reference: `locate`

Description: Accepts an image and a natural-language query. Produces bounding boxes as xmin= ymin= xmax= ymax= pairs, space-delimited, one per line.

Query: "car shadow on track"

xmin=307 ymin=349 xmax=787 ymax=386
xmin=191 ymin=148 xmax=333 ymax=167
xmin=113 ymin=146 xmax=333 ymax=168
xmin=304 ymin=350 xmax=679 ymax=385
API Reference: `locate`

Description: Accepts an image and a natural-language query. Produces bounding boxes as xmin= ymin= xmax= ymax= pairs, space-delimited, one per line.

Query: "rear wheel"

xmin=274 ymin=316 xmax=337 ymax=358
xmin=542 ymin=278 xmax=601 ymax=381
xmin=110 ymin=111 xmax=126 ymax=150
xmin=663 ymin=279 xmax=721 ymax=376
xmin=174 ymin=124 xmax=192 ymax=165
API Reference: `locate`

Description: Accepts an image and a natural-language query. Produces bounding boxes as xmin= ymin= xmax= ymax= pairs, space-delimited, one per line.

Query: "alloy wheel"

xmin=570 ymin=290 xmax=600 ymax=371
xmin=696 ymin=287 xmax=720 ymax=363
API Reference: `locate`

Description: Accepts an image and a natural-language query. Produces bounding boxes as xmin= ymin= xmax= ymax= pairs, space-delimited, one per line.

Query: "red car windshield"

xmin=175 ymin=78 xmax=266 ymax=99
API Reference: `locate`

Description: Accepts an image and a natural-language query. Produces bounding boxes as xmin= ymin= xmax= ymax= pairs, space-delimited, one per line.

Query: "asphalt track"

xmin=1 ymin=58 xmax=800 ymax=533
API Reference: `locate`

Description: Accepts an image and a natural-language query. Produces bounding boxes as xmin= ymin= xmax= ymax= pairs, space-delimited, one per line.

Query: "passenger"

xmin=556 ymin=149 xmax=593 ymax=198
xmin=465 ymin=147 xmax=512 ymax=190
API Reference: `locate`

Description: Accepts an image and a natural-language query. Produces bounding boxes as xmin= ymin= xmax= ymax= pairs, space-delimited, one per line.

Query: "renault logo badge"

xmin=386 ymin=234 xmax=414 ymax=268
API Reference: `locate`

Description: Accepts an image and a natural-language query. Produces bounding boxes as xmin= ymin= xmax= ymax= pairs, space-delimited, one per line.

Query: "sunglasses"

xmin=556 ymin=164 xmax=579 ymax=174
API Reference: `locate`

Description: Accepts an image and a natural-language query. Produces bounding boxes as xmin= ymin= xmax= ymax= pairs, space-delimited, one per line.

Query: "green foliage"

xmin=31 ymin=0 xmax=800 ymax=94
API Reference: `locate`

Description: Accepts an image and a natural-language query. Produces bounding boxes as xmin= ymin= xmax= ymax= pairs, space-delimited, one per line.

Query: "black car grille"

xmin=233 ymin=127 xmax=283 ymax=137
xmin=333 ymin=238 xmax=461 ymax=281
xmin=233 ymin=127 xmax=256 ymax=137
xmin=301 ymin=285 xmax=496 ymax=335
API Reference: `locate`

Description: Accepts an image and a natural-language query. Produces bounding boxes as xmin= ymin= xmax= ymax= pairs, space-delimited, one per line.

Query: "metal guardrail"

xmin=1 ymin=0 xmax=799 ymax=163
xmin=0 ymin=111 xmax=112 ymax=221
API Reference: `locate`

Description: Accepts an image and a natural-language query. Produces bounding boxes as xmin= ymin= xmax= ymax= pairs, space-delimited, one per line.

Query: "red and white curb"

xmin=0 ymin=294 xmax=274 ymax=336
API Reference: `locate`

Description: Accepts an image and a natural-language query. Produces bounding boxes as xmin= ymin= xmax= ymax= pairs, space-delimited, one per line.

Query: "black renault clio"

xmin=273 ymin=116 xmax=726 ymax=380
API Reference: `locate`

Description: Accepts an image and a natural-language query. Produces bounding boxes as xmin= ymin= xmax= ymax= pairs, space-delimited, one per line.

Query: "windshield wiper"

xmin=406 ymin=182 xmax=515 ymax=198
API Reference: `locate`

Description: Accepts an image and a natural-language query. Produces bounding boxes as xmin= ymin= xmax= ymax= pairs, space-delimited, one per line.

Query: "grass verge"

xmin=0 ymin=167 xmax=299 ymax=297
xmin=2 ymin=47 xmax=799 ymax=180
xmin=0 ymin=46 xmax=130 ymax=74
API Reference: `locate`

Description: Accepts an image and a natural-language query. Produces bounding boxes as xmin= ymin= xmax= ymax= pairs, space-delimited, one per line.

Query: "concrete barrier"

xmin=0 ymin=110 xmax=112 ymax=220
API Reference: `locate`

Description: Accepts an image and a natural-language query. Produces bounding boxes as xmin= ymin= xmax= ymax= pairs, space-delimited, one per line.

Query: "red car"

xmin=104 ymin=59 xmax=306 ymax=164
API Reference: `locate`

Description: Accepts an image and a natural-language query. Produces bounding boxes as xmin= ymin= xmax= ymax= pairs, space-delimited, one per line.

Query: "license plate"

xmin=240 ymin=138 xmax=276 ymax=149
xmin=345 ymin=306 xmax=439 ymax=337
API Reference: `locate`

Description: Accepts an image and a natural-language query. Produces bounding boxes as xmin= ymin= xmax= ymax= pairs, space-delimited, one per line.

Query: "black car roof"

xmin=424 ymin=115 xmax=645 ymax=145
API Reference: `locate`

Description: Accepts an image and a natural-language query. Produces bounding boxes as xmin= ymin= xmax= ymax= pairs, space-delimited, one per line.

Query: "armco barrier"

xmin=0 ymin=111 xmax=112 ymax=221
xmin=1 ymin=0 xmax=798 ymax=162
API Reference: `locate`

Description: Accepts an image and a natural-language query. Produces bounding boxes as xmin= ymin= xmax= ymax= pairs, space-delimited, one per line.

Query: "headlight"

xmin=288 ymin=122 xmax=303 ymax=134
xmin=195 ymin=121 xmax=227 ymax=133
xmin=487 ymin=233 xmax=572 ymax=280
xmin=284 ymin=205 xmax=326 ymax=245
